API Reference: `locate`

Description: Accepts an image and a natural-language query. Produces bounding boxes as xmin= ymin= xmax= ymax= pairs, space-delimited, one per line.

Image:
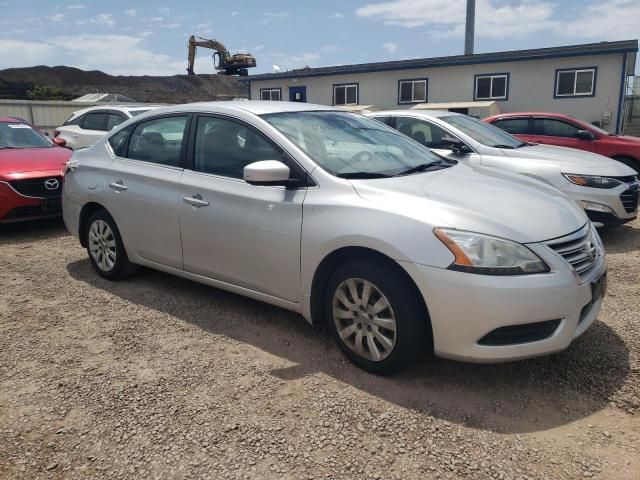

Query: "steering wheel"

xmin=350 ymin=150 xmax=374 ymax=164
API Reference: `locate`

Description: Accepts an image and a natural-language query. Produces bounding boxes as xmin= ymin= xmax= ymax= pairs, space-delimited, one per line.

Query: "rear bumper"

xmin=0 ymin=181 xmax=62 ymax=223
xmin=400 ymin=251 xmax=606 ymax=363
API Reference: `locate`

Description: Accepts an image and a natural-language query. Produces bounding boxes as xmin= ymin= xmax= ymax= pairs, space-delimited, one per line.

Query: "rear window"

xmin=82 ymin=112 xmax=107 ymax=131
xmin=64 ymin=114 xmax=84 ymax=126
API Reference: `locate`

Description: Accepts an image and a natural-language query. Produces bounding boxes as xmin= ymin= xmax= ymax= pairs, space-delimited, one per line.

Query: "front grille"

xmin=545 ymin=224 xmax=600 ymax=278
xmin=620 ymin=188 xmax=639 ymax=214
xmin=478 ymin=319 xmax=561 ymax=346
xmin=8 ymin=176 xmax=63 ymax=198
xmin=3 ymin=201 xmax=61 ymax=220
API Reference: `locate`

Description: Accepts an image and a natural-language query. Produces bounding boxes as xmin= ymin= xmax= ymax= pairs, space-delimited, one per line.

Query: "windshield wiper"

xmin=336 ymin=172 xmax=392 ymax=179
xmin=491 ymin=144 xmax=517 ymax=149
xmin=396 ymin=161 xmax=444 ymax=176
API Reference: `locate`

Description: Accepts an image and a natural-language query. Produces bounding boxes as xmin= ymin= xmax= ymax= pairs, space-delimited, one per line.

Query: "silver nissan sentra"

xmin=62 ymin=101 xmax=606 ymax=374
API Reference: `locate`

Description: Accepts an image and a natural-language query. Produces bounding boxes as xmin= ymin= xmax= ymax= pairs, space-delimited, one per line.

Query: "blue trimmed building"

xmin=245 ymin=40 xmax=638 ymax=134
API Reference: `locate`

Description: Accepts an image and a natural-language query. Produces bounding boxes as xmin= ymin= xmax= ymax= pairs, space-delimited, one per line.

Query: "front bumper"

xmin=400 ymin=243 xmax=606 ymax=363
xmin=0 ymin=180 xmax=62 ymax=223
xmin=564 ymin=182 xmax=638 ymax=227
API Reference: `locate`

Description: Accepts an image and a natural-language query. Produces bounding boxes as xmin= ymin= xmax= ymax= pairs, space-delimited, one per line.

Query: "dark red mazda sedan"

xmin=0 ymin=118 xmax=72 ymax=223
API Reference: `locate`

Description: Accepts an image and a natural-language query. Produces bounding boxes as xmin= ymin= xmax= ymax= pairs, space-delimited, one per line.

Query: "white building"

xmin=246 ymin=40 xmax=638 ymax=134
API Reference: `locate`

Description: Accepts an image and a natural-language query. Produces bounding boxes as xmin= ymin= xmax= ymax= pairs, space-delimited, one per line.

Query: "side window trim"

xmin=115 ymin=113 xmax=193 ymax=168
xmin=187 ymin=113 xmax=313 ymax=186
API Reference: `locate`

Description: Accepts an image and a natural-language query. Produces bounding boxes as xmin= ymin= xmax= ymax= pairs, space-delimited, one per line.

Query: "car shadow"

xmin=66 ymin=259 xmax=631 ymax=434
xmin=0 ymin=218 xmax=69 ymax=245
xmin=599 ymin=223 xmax=640 ymax=254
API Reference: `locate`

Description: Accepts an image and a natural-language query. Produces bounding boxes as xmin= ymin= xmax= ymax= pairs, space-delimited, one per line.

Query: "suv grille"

xmin=8 ymin=176 xmax=63 ymax=198
xmin=545 ymin=224 xmax=601 ymax=278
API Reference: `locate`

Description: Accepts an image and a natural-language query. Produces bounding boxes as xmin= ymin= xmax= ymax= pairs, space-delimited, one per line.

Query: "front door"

xmin=289 ymin=86 xmax=307 ymax=103
xmin=178 ymin=114 xmax=305 ymax=302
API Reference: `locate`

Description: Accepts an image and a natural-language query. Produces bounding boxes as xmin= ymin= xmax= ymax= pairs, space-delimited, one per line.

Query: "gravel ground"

xmin=0 ymin=218 xmax=639 ymax=480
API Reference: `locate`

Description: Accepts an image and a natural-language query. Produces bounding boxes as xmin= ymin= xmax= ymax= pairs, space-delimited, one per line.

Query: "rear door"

xmin=104 ymin=114 xmax=189 ymax=269
xmin=530 ymin=117 xmax=596 ymax=152
xmin=490 ymin=117 xmax=533 ymax=143
xmin=178 ymin=114 xmax=306 ymax=301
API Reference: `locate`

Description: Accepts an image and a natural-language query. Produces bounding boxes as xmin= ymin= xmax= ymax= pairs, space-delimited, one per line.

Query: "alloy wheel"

xmin=332 ymin=278 xmax=397 ymax=362
xmin=88 ymin=219 xmax=117 ymax=272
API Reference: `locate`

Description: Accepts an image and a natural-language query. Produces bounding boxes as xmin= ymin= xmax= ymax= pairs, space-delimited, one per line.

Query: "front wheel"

xmin=325 ymin=259 xmax=430 ymax=375
xmin=86 ymin=210 xmax=138 ymax=280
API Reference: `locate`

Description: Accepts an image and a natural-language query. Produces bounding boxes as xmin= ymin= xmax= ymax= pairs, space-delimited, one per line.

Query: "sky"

xmin=0 ymin=0 xmax=638 ymax=76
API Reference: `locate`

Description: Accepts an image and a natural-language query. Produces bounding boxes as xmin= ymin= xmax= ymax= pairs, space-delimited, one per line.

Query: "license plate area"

xmin=42 ymin=198 xmax=62 ymax=213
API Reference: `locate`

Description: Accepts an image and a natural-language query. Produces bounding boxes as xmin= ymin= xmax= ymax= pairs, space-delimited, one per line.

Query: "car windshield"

xmin=440 ymin=114 xmax=526 ymax=149
xmin=0 ymin=122 xmax=52 ymax=149
xmin=262 ymin=111 xmax=448 ymax=178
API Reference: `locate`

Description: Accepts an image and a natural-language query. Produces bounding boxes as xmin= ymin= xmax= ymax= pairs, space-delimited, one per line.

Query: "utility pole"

xmin=465 ymin=0 xmax=475 ymax=55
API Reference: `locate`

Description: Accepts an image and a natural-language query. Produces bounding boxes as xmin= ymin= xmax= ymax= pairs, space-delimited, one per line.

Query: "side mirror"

xmin=52 ymin=137 xmax=67 ymax=148
xmin=441 ymin=136 xmax=471 ymax=155
xmin=243 ymin=160 xmax=291 ymax=185
xmin=575 ymin=129 xmax=595 ymax=141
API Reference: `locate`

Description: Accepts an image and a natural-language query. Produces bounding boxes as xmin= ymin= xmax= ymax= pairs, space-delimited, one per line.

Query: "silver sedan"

xmin=63 ymin=101 xmax=606 ymax=374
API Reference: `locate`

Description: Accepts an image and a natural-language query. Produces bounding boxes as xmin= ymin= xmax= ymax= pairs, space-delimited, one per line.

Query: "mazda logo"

xmin=44 ymin=178 xmax=60 ymax=191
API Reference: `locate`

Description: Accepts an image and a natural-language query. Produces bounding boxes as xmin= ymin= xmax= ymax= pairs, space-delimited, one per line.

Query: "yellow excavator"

xmin=186 ymin=35 xmax=257 ymax=76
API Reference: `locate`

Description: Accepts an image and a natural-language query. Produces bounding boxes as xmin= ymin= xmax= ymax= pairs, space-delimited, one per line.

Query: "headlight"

xmin=563 ymin=174 xmax=621 ymax=189
xmin=434 ymin=228 xmax=549 ymax=275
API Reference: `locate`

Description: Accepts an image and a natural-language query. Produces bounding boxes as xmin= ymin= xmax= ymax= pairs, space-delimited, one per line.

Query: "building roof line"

xmin=246 ymin=40 xmax=638 ymax=82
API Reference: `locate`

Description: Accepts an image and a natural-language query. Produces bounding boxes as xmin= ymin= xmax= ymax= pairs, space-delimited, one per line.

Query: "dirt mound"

xmin=0 ymin=65 xmax=248 ymax=103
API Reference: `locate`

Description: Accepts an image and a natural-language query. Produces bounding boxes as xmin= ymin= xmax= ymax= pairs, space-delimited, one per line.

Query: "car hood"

xmin=350 ymin=163 xmax=587 ymax=244
xmin=499 ymin=144 xmax=636 ymax=176
xmin=0 ymin=147 xmax=71 ymax=176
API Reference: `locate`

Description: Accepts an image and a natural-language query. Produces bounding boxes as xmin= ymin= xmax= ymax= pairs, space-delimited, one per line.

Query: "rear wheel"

xmin=612 ymin=156 xmax=640 ymax=173
xmin=324 ymin=259 xmax=430 ymax=375
xmin=86 ymin=210 xmax=138 ymax=280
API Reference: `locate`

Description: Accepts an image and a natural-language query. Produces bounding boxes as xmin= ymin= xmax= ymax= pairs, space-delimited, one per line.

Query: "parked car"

xmin=0 ymin=117 xmax=72 ymax=223
xmin=484 ymin=112 xmax=640 ymax=172
xmin=368 ymin=110 xmax=639 ymax=227
xmin=63 ymin=102 xmax=606 ymax=374
xmin=55 ymin=105 xmax=158 ymax=150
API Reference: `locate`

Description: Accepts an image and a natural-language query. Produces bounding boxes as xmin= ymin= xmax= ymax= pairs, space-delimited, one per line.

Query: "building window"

xmin=333 ymin=83 xmax=358 ymax=105
xmin=474 ymin=73 xmax=509 ymax=100
xmin=260 ymin=88 xmax=281 ymax=101
xmin=555 ymin=68 xmax=596 ymax=97
xmin=398 ymin=79 xmax=428 ymax=104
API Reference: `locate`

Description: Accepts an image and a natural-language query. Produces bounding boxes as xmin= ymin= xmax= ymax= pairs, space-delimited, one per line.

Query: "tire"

xmin=324 ymin=259 xmax=430 ymax=375
xmin=612 ymin=156 xmax=640 ymax=173
xmin=85 ymin=210 xmax=138 ymax=281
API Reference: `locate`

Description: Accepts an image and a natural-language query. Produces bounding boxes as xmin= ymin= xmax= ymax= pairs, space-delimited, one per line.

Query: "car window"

xmin=440 ymin=114 xmax=525 ymax=149
xmin=64 ymin=114 xmax=84 ymax=126
xmin=108 ymin=127 xmax=131 ymax=157
xmin=492 ymin=118 xmax=529 ymax=135
xmin=193 ymin=116 xmax=283 ymax=179
xmin=106 ymin=113 xmax=127 ymax=130
xmin=394 ymin=117 xmax=451 ymax=149
xmin=262 ymin=111 xmax=446 ymax=178
xmin=127 ymin=116 xmax=188 ymax=166
xmin=82 ymin=112 xmax=107 ymax=131
xmin=533 ymin=118 xmax=580 ymax=138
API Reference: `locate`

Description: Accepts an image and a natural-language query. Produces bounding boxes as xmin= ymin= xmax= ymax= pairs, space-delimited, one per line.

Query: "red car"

xmin=484 ymin=112 xmax=640 ymax=172
xmin=0 ymin=117 xmax=72 ymax=223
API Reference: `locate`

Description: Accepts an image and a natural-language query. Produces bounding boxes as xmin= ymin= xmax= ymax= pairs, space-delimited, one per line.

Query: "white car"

xmin=368 ymin=110 xmax=639 ymax=227
xmin=55 ymin=105 xmax=159 ymax=150
xmin=63 ymin=101 xmax=606 ymax=374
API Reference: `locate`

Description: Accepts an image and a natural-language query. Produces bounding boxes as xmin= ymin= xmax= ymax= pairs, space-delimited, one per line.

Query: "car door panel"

xmin=178 ymin=114 xmax=305 ymax=302
xmin=106 ymin=159 xmax=184 ymax=269
xmin=179 ymin=173 xmax=305 ymax=301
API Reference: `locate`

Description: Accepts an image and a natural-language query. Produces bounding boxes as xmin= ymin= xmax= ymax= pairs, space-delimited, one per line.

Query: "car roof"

xmin=370 ymin=109 xmax=459 ymax=119
xmin=0 ymin=117 xmax=26 ymax=123
xmin=486 ymin=112 xmax=575 ymax=120
xmin=143 ymin=100 xmax=338 ymax=116
xmin=70 ymin=104 xmax=163 ymax=117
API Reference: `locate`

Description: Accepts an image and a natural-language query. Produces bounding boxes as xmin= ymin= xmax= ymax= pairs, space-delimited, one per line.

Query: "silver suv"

xmin=62 ymin=102 xmax=606 ymax=374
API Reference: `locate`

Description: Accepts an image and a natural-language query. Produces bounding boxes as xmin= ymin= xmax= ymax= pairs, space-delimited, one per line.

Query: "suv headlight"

xmin=563 ymin=174 xmax=621 ymax=189
xmin=434 ymin=228 xmax=549 ymax=275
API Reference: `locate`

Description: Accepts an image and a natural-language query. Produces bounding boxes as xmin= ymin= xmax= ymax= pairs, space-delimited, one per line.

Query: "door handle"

xmin=182 ymin=194 xmax=209 ymax=207
xmin=109 ymin=181 xmax=128 ymax=191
